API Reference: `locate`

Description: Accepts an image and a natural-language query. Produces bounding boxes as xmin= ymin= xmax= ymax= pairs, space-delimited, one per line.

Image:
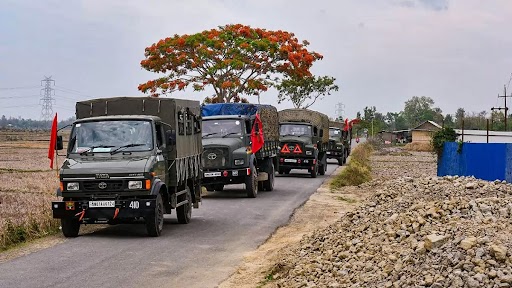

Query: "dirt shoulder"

xmin=218 ymin=163 xmax=368 ymax=288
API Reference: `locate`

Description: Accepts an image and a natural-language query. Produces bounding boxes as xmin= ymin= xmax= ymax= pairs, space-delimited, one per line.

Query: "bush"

xmin=431 ymin=128 xmax=457 ymax=158
xmin=404 ymin=142 xmax=433 ymax=152
xmin=330 ymin=143 xmax=373 ymax=189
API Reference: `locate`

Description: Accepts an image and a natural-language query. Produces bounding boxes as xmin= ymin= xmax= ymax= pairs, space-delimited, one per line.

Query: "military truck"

xmin=327 ymin=120 xmax=347 ymax=166
xmin=278 ymin=109 xmax=329 ymax=178
xmin=200 ymin=103 xmax=279 ymax=198
xmin=51 ymin=97 xmax=202 ymax=237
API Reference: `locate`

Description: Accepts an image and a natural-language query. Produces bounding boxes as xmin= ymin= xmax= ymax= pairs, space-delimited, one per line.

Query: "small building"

xmin=411 ymin=121 xmax=442 ymax=143
xmin=377 ymin=131 xmax=397 ymax=143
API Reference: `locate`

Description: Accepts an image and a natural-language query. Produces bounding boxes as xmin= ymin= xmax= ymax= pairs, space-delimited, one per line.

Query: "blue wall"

xmin=438 ymin=142 xmax=512 ymax=182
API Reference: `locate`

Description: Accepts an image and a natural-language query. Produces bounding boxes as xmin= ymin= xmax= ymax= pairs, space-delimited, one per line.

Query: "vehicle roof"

xmin=74 ymin=115 xmax=161 ymax=123
xmin=202 ymin=115 xmax=250 ymax=120
xmin=280 ymin=121 xmax=312 ymax=125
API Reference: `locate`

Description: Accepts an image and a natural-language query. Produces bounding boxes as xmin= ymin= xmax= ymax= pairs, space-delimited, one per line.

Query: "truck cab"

xmin=327 ymin=127 xmax=346 ymax=165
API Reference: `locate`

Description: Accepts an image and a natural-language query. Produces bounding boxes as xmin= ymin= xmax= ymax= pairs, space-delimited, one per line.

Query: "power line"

xmin=40 ymin=76 xmax=56 ymax=121
xmin=0 ymin=85 xmax=40 ymax=90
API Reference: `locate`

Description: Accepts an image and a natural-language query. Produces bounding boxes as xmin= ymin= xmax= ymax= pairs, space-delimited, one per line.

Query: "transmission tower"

xmin=40 ymin=76 xmax=56 ymax=121
xmin=334 ymin=102 xmax=345 ymax=120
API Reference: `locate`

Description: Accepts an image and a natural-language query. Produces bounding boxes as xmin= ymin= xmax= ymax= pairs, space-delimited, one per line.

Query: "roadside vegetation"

xmin=330 ymin=142 xmax=373 ymax=189
xmin=0 ymin=133 xmax=62 ymax=251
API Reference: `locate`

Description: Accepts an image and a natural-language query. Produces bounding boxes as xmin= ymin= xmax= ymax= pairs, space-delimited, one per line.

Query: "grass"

xmin=0 ymin=131 xmax=63 ymax=250
xmin=336 ymin=196 xmax=357 ymax=203
xmin=404 ymin=142 xmax=433 ymax=152
xmin=330 ymin=142 xmax=373 ymax=189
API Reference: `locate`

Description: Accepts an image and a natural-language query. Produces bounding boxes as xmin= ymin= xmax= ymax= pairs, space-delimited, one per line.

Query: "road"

xmin=0 ymin=164 xmax=337 ymax=288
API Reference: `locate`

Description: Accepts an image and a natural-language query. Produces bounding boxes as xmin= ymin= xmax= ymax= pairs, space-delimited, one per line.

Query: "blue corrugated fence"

xmin=438 ymin=142 xmax=511 ymax=182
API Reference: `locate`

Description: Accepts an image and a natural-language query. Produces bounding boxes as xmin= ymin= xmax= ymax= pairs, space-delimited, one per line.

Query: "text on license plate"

xmin=284 ymin=159 xmax=297 ymax=163
xmin=89 ymin=200 xmax=115 ymax=208
xmin=204 ymin=172 xmax=222 ymax=177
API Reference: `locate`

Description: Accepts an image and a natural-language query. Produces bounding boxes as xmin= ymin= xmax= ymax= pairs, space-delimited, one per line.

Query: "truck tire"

xmin=337 ymin=157 xmax=343 ymax=166
xmin=310 ymin=163 xmax=318 ymax=178
xmin=177 ymin=187 xmax=192 ymax=224
xmin=284 ymin=169 xmax=291 ymax=174
xmin=213 ymin=184 xmax=224 ymax=191
xmin=245 ymin=164 xmax=258 ymax=198
xmin=204 ymin=185 xmax=214 ymax=192
xmin=146 ymin=193 xmax=164 ymax=237
xmin=262 ymin=162 xmax=275 ymax=191
xmin=61 ymin=217 xmax=80 ymax=238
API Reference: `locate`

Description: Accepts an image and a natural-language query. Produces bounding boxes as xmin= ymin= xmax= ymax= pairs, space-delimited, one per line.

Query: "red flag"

xmin=250 ymin=113 xmax=265 ymax=153
xmin=48 ymin=113 xmax=58 ymax=169
xmin=343 ymin=118 xmax=349 ymax=131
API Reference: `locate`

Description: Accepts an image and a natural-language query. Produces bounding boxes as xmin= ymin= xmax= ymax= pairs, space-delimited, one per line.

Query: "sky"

xmin=1 ymin=0 xmax=512 ymax=121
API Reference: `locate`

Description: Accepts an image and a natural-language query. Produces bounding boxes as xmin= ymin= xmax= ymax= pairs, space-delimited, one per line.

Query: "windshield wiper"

xmin=79 ymin=145 xmax=115 ymax=155
xmin=110 ymin=143 xmax=146 ymax=155
xmin=222 ymin=132 xmax=240 ymax=138
xmin=202 ymin=132 xmax=219 ymax=138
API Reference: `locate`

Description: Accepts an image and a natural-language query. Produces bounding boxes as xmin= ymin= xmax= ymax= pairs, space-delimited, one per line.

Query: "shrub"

xmin=431 ymin=127 xmax=457 ymax=158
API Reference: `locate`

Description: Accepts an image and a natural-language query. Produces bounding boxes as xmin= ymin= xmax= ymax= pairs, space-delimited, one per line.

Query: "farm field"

xmin=0 ymin=130 xmax=67 ymax=249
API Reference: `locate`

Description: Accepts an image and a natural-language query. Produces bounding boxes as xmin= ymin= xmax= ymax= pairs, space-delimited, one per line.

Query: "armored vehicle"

xmin=278 ymin=109 xmax=329 ymax=178
xmin=200 ymin=103 xmax=279 ymax=198
xmin=52 ymin=97 xmax=202 ymax=237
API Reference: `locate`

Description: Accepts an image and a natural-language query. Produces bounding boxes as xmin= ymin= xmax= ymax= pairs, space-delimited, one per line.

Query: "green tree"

xmin=276 ymin=75 xmax=339 ymax=109
xmin=402 ymin=96 xmax=442 ymax=127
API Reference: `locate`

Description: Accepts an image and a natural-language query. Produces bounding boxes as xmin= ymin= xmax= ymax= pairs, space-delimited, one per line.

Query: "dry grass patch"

xmin=330 ymin=143 xmax=373 ymax=189
xmin=404 ymin=141 xmax=433 ymax=152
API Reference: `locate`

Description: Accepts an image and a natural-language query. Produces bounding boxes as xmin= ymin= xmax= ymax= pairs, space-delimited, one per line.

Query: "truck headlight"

xmin=67 ymin=182 xmax=79 ymax=191
xmin=128 ymin=181 xmax=143 ymax=189
xmin=234 ymin=159 xmax=245 ymax=166
xmin=337 ymin=145 xmax=343 ymax=149
xmin=306 ymin=150 xmax=313 ymax=156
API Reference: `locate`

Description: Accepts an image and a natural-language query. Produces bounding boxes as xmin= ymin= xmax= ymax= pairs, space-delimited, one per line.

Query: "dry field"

xmin=0 ymin=130 xmax=66 ymax=250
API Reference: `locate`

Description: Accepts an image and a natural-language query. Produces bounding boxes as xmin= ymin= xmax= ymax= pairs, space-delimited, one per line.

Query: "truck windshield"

xmin=202 ymin=119 xmax=243 ymax=138
xmin=280 ymin=124 xmax=312 ymax=136
xmin=69 ymin=120 xmax=153 ymax=154
xmin=329 ymin=128 xmax=342 ymax=140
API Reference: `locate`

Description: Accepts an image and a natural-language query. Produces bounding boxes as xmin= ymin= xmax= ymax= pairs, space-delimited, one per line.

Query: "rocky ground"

xmin=265 ymin=148 xmax=512 ymax=288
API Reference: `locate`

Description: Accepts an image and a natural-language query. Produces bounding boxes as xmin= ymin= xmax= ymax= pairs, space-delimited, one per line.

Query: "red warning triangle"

xmin=280 ymin=144 xmax=290 ymax=153
xmin=293 ymin=145 xmax=303 ymax=154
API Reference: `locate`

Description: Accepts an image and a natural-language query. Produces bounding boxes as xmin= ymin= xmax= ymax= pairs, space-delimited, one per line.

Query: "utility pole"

xmin=40 ymin=76 xmax=55 ymax=121
xmin=497 ymin=84 xmax=512 ymax=131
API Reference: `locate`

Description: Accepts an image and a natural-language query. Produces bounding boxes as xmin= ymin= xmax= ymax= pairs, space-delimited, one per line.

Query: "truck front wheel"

xmin=310 ymin=164 xmax=318 ymax=178
xmin=245 ymin=165 xmax=258 ymax=198
xmin=177 ymin=187 xmax=192 ymax=224
xmin=146 ymin=193 xmax=164 ymax=237
xmin=319 ymin=162 xmax=327 ymax=176
xmin=262 ymin=162 xmax=275 ymax=191
xmin=61 ymin=217 xmax=80 ymax=238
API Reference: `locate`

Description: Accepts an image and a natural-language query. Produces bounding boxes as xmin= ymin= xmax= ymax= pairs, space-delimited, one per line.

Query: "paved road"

xmin=0 ymin=164 xmax=337 ymax=288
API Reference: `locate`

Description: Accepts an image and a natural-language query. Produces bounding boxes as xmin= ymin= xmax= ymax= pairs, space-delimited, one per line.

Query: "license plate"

xmin=89 ymin=200 xmax=115 ymax=208
xmin=204 ymin=172 xmax=222 ymax=177
xmin=284 ymin=159 xmax=297 ymax=163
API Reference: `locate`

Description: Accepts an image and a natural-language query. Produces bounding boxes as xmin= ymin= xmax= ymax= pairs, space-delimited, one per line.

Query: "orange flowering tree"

xmin=138 ymin=24 xmax=323 ymax=103
xmin=276 ymin=75 xmax=339 ymax=109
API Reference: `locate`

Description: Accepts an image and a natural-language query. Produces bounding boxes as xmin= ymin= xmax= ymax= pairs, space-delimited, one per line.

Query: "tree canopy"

xmin=138 ymin=24 xmax=324 ymax=103
xmin=276 ymin=75 xmax=338 ymax=109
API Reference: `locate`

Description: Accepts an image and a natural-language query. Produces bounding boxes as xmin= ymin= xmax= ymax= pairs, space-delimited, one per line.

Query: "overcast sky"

xmin=1 ymin=0 xmax=512 ymax=121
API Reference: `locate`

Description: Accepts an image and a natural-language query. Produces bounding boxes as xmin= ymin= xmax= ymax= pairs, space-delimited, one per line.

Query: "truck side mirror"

xmin=56 ymin=135 xmax=64 ymax=150
xmin=166 ymin=130 xmax=176 ymax=145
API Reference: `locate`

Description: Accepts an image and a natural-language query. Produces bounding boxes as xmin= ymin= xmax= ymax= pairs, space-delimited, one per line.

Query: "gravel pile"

xmin=269 ymin=152 xmax=512 ymax=287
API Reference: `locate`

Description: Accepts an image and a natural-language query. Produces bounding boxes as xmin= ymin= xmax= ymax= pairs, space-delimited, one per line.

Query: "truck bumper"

xmin=326 ymin=150 xmax=344 ymax=159
xmin=278 ymin=157 xmax=316 ymax=170
xmin=52 ymin=198 xmax=156 ymax=223
xmin=202 ymin=168 xmax=250 ymax=185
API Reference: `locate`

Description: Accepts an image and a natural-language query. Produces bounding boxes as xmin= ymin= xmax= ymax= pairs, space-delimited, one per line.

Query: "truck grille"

xmin=82 ymin=180 xmax=124 ymax=192
xmin=202 ymin=147 xmax=228 ymax=168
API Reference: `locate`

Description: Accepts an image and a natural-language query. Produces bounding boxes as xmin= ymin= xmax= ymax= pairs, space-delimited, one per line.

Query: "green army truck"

xmin=327 ymin=120 xmax=347 ymax=166
xmin=200 ymin=103 xmax=280 ymax=198
xmin=278 ymin=109 xmax=330 ymax=178
xmin=51 ymin=97 xmax=202 ymax=237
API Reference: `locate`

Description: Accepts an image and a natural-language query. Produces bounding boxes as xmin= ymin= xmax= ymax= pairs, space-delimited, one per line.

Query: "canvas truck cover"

xmin=75 ymin=96 xmax=202 ymax=160
xmin=201 ymin=103 xmax=279 ymax=141
xmin=278 ymin=109 xmax=330 ymax=143
xmin=329 ymin=120 xmax=344 ymax=130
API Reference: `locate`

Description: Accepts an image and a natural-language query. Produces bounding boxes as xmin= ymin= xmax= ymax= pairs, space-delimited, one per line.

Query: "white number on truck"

xmin=129 ymin=201 xmax=139 ymax=209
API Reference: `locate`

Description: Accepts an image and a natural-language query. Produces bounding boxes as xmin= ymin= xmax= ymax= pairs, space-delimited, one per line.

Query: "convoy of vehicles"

xmin=51 ymin=97 xmax=202 ymax=237
xmin=200 ymin=103 xmax=280 ymax=198
xmin=277 ymin=109 xmax=330 ymax=178
xmin=50 ymin=97 xmax=352 ymax=237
